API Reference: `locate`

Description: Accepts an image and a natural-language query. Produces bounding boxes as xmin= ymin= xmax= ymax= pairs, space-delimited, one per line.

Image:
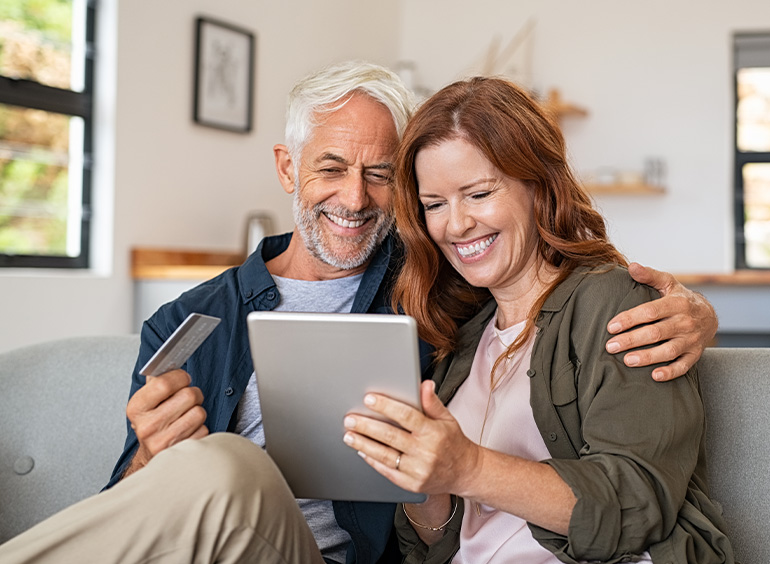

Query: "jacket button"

xmin=526 ymin=369 xmax=536 ymax=378
xmin=245 ymin=289 xmax=253 ymax=298
xmin=225 ymin=387 xmax=234 ymax=396
xmin=267 ymin=291 xmax=276 ymax=300
xmin=548 ymin=432 xmax=557 ymax=441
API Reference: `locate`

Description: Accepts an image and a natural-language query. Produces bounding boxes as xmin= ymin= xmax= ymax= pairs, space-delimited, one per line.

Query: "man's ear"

xmin=273 ymin=144 xmax=297 ymax=194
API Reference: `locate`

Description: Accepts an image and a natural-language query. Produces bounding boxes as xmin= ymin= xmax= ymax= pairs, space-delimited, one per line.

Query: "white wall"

xmin=0 ymin=0 xmax=400 ymax=353
xmin=2 ymin=1 xmax=768 ymax=352
xmin=399 ymin=0 xmax=770 ymax=273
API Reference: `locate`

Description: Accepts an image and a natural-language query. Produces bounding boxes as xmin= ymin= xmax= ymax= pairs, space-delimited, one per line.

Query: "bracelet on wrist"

xmin=402 ymin=496 xmax=458 ymax=532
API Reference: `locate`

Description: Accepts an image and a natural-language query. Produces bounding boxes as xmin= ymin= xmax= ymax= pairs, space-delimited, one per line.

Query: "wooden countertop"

xmin=675 ymin=271 xmax=770 ymax=286
xmin=131 ymin=247 xmax=243 ymax=280
xmin=131 ymin=247 xmax=770 ymax=287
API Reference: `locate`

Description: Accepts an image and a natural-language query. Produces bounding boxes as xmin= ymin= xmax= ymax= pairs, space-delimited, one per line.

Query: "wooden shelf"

xmin=539 ymin=91 xmax=666 ymax=196
xmin=541 ymin=88 xmax=588 ymax=119
xmin=584 ymin=183 xmax=665 ymax=195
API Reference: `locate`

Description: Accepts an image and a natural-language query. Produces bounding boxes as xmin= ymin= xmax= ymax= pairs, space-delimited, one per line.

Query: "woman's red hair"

xmin=392 ymin=77 xmax=626 ymax=360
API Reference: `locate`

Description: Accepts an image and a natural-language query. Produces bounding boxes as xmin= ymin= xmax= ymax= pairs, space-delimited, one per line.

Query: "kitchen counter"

xmin=131 ymin=247 xmax=244 ymax=331
xmin=131 ymin=247 xmax=243 ymax=280
xmin=676 ymin=271 xmax=770 ymax=286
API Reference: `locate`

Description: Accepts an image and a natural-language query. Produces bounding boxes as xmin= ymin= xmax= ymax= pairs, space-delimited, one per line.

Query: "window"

xmin=0 ymin=0 xmax=94 ymax=268
xmin=735 ymin=32 xmax=770 ymax=269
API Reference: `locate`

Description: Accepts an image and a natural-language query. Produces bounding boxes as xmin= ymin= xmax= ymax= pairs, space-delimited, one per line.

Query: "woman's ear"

xmin=273 ymin=144 xmax=296 ymax=194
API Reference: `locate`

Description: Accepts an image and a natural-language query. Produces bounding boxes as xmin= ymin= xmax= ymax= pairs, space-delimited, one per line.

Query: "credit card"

xmin=140 ymin=313 xmax=221 ymax=377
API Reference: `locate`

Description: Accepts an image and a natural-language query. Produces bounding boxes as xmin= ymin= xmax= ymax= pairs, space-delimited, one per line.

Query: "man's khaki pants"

xmin=0 ymin=433 xmax=326 ymax=564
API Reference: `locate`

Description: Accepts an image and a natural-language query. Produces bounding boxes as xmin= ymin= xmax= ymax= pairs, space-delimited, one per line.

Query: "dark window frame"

xmin=734 ymin=31 xmax=770 ymax=270
xmin=0 ymin=1 xmax=95 ymax=269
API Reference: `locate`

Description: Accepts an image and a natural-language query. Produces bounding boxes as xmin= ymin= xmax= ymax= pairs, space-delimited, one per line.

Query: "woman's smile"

xmin=454 ymin=234 xmax=498 ymax=260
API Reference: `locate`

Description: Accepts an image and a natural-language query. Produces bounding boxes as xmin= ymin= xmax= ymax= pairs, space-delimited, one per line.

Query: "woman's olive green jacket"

xmin=396 ymin=266 xmax=734 ymax=564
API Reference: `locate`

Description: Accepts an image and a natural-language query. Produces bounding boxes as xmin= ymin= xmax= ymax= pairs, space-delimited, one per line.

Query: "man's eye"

xmin=365 ymin=171 xmax=392 ymax=185
xmin=321 ymin=168 xmax=343 ymax=175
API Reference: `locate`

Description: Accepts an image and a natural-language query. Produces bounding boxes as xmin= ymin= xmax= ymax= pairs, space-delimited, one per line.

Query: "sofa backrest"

xmin=699 ymin=347 xmax=770 ymax=564
xmin=0 ymin=335 xmax=139 ymax=543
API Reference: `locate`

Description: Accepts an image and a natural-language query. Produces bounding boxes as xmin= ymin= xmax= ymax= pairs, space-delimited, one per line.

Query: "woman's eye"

xmin=471 ymin=191 xmax=491 ymax=200
xmin=421 ymin=202 xmax=443 ymax=212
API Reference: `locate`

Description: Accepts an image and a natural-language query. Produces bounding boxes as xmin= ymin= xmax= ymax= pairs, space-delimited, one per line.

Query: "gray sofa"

xmin=0 ymin=339 xmax=767 ymax=562
xmin=699 ymin=347 xmax=770 ymax=563
xmin=0 ymin=335 xmax=139 ymax=543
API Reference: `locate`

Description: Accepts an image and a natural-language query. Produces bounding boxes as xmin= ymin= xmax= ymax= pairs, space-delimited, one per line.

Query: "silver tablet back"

xmin=247 ymin=311 xmax=426 ymax=503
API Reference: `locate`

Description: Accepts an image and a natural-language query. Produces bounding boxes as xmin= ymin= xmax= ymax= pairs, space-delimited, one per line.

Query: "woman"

xmin=341 ymin=77 xmax=734 ymax=563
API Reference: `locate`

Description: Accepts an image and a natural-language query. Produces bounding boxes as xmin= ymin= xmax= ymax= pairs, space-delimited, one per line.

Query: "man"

xmin=0 ymin=61 xmax=716 ymax=564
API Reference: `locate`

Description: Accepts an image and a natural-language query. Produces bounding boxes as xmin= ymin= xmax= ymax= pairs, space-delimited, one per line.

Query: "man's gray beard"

xmin=292 ymin=187 xmax=393 ymax=270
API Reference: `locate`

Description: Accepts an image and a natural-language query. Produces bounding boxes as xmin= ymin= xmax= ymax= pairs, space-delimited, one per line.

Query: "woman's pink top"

xmin=447 ymin=312 xmax=652 ymax=563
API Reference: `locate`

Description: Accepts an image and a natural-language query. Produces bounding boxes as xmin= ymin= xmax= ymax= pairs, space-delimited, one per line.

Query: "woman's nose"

xmin=447 ymin=204 xmax=474 ymax=235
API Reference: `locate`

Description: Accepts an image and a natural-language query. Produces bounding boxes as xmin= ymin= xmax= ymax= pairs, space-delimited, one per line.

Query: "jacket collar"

xmin=452 ymin=266 xmax=596 ymax=345
xmin=235 ymin=231 xmax=399 ymax=312
xmin=540 ymin=266 xmax=596 ymax=313
xmin=351 ymin=231 xmax=398 ymax=313
xmin=236 ymin=233 xmax=292 ymax=305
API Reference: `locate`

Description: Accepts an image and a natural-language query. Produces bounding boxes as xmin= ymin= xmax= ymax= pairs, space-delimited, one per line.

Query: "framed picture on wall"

xmin=193 ymin=17 xmax=255 ymax=133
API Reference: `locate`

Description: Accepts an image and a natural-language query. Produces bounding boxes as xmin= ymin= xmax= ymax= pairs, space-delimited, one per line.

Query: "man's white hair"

xmin=284 ymin=60 xmax=415 ymax=159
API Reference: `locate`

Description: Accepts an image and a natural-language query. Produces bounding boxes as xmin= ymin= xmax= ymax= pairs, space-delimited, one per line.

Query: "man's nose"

xmin=339 ymin=173 xmax=369 ymax=212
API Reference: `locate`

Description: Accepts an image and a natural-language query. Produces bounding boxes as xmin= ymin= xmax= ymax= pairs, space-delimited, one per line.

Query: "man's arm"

xmin=606 ymin=262 xmax=718 ymax=382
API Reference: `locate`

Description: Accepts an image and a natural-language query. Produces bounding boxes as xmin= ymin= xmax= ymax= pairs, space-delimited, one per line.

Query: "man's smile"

xmin=324 ymin=212 xmax=368 ymax=230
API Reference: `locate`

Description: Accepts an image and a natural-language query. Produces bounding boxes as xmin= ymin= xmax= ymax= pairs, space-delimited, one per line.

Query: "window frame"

xmin=734 ymin=31 xmax=770 ymax=270
xmin=0 ymin=0 xmax=95 ymax=269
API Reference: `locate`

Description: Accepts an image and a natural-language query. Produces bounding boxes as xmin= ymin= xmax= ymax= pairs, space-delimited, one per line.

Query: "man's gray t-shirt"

xmin=235 ymin=273 xmax=364 ymax=563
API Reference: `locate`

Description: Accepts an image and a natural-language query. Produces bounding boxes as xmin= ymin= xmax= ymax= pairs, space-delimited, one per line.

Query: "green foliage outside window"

xmin=0 ymin=0 xmax=83 ymax=260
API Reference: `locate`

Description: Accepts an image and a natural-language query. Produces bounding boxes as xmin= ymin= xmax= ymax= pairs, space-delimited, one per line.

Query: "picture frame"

xmin=193 ymin=17 xmax=255 ymax=133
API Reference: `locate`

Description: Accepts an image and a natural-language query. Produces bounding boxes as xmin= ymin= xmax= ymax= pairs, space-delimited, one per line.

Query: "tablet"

xmin=247 ymin=311 xmax=427 ymax=503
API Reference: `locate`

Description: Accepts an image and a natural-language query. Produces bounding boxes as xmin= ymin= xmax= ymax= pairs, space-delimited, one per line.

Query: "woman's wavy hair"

xmin=392 ymin=76 xmax=627 ymax=361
